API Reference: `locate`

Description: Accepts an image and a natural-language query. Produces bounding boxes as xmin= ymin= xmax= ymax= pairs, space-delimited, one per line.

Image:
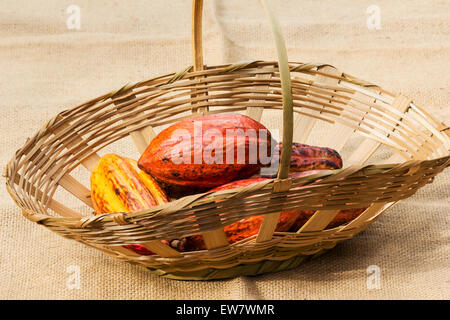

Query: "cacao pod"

xmin=287 ymin=170 xmax=366 ymax=230
xmin=263 ymin=142 xmax=343 ymax=177
xmin=182 ymin=178 xmax=303 ymax=251
xmin=181 ymin=172 xmax=365 ymax=251
xmin=90 ymin=154 xmax=172 ymax=255
xmin=138 ymin=114 xmax=272 ymax=189
xmin=288 ymin=208 xmax=366 ymax=231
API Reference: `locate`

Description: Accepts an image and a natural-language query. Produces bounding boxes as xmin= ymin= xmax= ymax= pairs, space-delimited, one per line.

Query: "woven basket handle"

xmin=192 ymin=0 xmax=294 ymax=184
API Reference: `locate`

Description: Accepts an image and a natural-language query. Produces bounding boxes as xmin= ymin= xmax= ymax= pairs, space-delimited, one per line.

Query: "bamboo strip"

xmin=112 ymin=92 xmax=157 ymax=155
xmin=141 ymin=241 xmax=183 ymax=258
xmin=325 ymin=89 xmax=377 ymax=152
xmin=255 ymin=0 xmax=294 ymax=244
xmin=12 ymin=173 xmax=83 ymax=218
xmin=202 ymin=229 xmax=230 ymax=250
xmin=192 ymin=0 xmax=208 ymax=114
xmin=106 ymin=245 xmax=142 ymax=258
xmin=57 ymin=174 xmax=92 ymax=207
xmin=245 ymin=74 xmax=272 ymax=121
xmin=53 ymin=120 xmax=101 ymax=172
xmin=293 ymin=66 xmax=342 ymax=143
xmin=129 ymin=131 xmax=152 ymax=155
xmin=256 ymin=212 xmax=281 ymax=242
xmin=346 ymin=94 xmax=412 ymax=165
xmin=297 ymin=210 xmax=340 ymax=232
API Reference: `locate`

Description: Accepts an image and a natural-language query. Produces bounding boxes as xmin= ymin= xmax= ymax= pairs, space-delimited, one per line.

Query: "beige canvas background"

xmin=0 ymin=0 xmax=449 ymax=299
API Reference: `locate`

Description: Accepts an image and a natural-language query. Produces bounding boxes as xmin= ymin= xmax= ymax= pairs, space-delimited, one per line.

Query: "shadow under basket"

xmin=5 ymin=0 xmax=450 ymax=281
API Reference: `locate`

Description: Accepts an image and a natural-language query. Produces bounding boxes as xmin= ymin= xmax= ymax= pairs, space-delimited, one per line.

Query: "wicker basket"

xmin=5 ymin=0 xmax=449 ymax=280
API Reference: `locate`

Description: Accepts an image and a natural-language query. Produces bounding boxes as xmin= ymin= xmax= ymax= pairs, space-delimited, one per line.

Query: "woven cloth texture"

xmin=0 ymin=0 xmax=449 ymax=299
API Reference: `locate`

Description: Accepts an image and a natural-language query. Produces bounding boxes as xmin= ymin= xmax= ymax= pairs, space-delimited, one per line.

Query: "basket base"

xmin=145 ymin=249 xmax=330 ymax=281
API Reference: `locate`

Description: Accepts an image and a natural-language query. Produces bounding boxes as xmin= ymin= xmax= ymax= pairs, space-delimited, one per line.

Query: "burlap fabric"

xmin=1 ymin=0 xmax=448 ymax=299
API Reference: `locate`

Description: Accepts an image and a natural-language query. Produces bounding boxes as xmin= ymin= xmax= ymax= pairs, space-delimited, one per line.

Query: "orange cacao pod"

xmin=287 ymin=171 xmax=366 ymax=231
xmin=90 ymin=154 xmax=170 ymax=255
xmin=138 ymin=114 xmax=272 ymax=189
xmin=182 ymin=173 xmax=365 ymax=251
xmin=182 ymin=178 xmax=303 ymax=251
xmin=287 ymin=208 xmax=366 ymax=231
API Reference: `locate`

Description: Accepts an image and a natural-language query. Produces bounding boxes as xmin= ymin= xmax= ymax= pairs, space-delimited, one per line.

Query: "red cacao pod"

xmin=182 ymin=178 xmax=303 ymax=251
xmin=263 ymin=142 xmax=343 ymax=177
xmin=138 ymin=114 xmax=272 ymax=189
xmin=182 ymin=173 xmax=365 ymax=252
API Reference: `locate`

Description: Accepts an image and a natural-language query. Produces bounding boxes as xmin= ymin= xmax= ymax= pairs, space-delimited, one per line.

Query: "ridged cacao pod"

xmin=182 ymin=173 xmax=365 ymax=251
xmin=287 ymin=170 xmax=366 ymax=231
xmin=287 ymin=208 xmax=366 ymax=231
xmin=138 ymin=114 xmax=272 ymax=189
xmin=263 ymin=142 xmax=343 ymax=177
xmin=182 ymin=178 xmax=303 ymax=251
xmin=90 ymin=154 xmax=172 ymax=255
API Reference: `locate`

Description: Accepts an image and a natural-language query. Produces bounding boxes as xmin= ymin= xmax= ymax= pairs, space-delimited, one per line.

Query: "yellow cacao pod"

xmin=91 ymin=153 xmax=168 ymax=215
